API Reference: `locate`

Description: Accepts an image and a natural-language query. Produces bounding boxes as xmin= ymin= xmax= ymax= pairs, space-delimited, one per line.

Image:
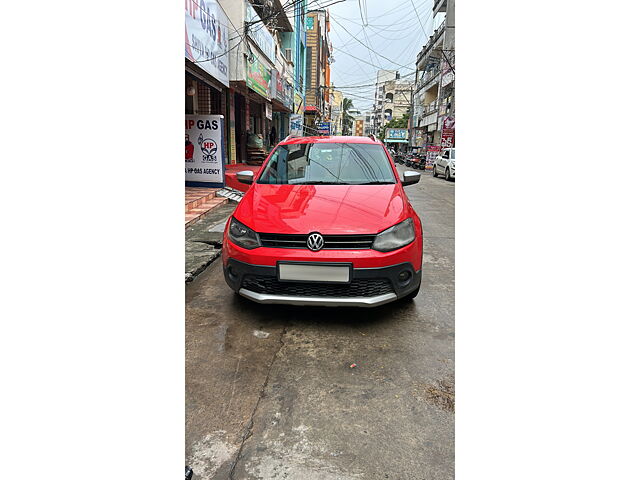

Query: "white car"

xmin=433 ymin=148 xmax=455 ymax=181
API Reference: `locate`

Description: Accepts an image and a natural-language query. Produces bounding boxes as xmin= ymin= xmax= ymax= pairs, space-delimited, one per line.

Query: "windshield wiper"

xmin=351 ymin=181 xmax=395 ymax=185
xmin=294 ymin=181 xmax=351 ymax=185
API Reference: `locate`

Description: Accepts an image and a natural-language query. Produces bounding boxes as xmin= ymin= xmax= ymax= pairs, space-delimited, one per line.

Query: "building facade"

xmin=304 ymin=10 xmax=332 ymax=135
xmin=330 ymin=88 xmax=343 ymax=135
xmin=410 ymin=0 xmax=455 ymax=152
xmin=372 ymin=70 xmax=397 ymax=136
xmin=186 ymin=0 xmax=307 ymax=179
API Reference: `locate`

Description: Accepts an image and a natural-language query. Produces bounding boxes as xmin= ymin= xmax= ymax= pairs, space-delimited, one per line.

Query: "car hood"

xmin=234 ymin=183 xmax=410 ymax=235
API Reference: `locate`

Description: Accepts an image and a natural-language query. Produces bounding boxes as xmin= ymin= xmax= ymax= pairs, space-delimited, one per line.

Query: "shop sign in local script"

xmin=185 ymin=0 xmax=230 ymax=87
xmin=246 ymin=57 xmax=272 ymax=100
xmin=186 ymin=115 xmax=225 ymax=186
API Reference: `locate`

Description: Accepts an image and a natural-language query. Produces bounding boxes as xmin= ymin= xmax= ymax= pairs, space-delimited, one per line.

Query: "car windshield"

xmin=257 ymin=142 xmax=397 ymax=185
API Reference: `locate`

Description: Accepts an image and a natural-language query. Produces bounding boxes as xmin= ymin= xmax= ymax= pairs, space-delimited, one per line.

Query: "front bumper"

xmin=224 ymin=258 xmax=421 ymax=307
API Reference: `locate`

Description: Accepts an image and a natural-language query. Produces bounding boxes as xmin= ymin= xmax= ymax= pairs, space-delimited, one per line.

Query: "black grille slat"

xmin=259 ymin=233 xmax=375 ymax=250
xmin=242 ymin=276 xmax=394 ymax=298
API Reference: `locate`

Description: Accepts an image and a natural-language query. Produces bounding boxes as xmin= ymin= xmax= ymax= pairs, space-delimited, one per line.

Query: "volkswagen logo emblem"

xmin=307 ymin=233 xmax=324 ymax=251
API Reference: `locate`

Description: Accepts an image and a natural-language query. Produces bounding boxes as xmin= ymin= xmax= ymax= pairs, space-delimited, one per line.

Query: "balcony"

xmin=416 ymin=22 xmax=446 ymax=67
xmin=425 ymin=100 xmax=438 ymax=114
xmin=416 ymin=68 xmax=440 ymax=92
xmin=433 ymin=0 xmax=447 ymax=14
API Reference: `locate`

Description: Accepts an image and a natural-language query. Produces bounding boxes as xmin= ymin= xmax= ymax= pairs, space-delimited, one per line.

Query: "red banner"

xmin=441 ymin=116 xmax=455 ymax=148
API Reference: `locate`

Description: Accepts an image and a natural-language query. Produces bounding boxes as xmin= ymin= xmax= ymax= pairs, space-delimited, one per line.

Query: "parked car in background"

xmin=222 ymin=135 xmax=424 ymax=307
xmin=433 ymin=147 xmax=455 ymax=181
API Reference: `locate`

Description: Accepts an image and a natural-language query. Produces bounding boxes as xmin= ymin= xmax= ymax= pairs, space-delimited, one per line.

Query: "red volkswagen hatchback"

xmin=222 ymin=135 xmax=423 ymax=307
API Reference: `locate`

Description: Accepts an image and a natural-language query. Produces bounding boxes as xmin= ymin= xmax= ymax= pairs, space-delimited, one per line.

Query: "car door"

xmin=438 ymin=149 xmax=449 ymax=172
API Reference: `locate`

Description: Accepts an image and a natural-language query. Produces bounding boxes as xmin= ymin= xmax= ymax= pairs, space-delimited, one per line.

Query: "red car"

xmin=222 ymin=135 xmax=423 ymax=307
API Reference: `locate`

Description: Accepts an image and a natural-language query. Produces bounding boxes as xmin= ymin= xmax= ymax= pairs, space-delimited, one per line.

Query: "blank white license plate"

xmin=278 ymin=263 xmax=350 ymax=283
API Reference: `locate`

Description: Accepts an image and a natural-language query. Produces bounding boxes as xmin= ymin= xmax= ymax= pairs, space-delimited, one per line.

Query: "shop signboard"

xmin=385 ymin=128 xmax=408 ymax=141
xmin=271 ymin=69 xmax=284 ymax=104
xmin=269 ymin=69 xmax=294 ymax=112
xmin=426 ymin=145 xmax=441 ymax=167
xmin=317 ymin=122 xmax=330 ymax=135
xmin=441 ymin=116 xmax=455 ymax=148
xmin=245 ymin=4 xmax=275 ymax=63
xmin=283 ymin=81 xmax=294 ymax=111
xmin=185 ymin=115 xmax=226 ymax=187
xmin=265 ymin=102 xmax=272 ymax=120
xmin=246 ymin=57 xmax=272 ymax=99
xmin=185 ymin=0 xmax=229 ymax=87
xmin=290 ymin=114 xmax=303 ymax=136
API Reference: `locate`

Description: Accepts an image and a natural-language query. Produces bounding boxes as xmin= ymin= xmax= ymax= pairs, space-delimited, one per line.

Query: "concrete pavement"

xmin=185 ymin=166 xmax=455 ymax=479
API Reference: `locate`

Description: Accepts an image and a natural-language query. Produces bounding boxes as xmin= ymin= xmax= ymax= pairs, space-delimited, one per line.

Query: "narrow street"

xmin=186 ymin=167 xmax=454 ymax=480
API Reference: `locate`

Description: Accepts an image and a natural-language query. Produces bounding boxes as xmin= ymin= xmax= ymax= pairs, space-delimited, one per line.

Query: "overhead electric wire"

xmin=333 ymin=45 xmax=414 ymax=71
xmin=409 ymin=0 xmax=428 ymax=37
xmin=358 ymin=0 xmax=367 ymax=26
xmin=332 ymin=17 xmax=418 ymax=70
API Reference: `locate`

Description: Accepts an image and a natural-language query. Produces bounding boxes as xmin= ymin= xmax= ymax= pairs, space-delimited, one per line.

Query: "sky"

xmin=320 ymin=0 xmax=444 ymax=111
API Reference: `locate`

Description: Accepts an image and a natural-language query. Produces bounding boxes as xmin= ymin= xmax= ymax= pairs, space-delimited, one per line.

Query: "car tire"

xmin=445 ymin=168 xmax=451 ymax=181
xmin=433 ymin=165 xmax=438 ymax=177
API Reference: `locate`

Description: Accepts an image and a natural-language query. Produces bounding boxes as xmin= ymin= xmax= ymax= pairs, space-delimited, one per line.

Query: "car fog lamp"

xmin=398 ymin=270 xmax=411 ymax=282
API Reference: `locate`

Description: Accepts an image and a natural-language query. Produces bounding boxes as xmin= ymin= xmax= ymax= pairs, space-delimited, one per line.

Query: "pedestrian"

xmin=269 ymin=126 xmax=277 ymax=147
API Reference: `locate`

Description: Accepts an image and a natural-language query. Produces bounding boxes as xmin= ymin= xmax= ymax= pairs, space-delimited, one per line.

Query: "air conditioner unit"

xmin=284 ymin=48 xmax=292 ymax=62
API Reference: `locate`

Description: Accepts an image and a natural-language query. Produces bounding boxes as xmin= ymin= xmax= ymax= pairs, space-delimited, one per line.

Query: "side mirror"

xmin=236 ymin=170 xmax=254 ymax=185
xmin=402 ymin=170 xmax=421 ymax=186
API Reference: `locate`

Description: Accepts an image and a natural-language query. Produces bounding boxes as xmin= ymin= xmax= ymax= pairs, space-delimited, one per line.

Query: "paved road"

xmin=186 ymin=166 xmax=455 ymax=480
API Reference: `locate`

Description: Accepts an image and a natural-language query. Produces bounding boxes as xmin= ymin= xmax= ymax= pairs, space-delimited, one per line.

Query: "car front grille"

xmin=241 ymin=276 xmax=394 ymax=298
xmin=259 ymin=233 xmax=375 ymax=250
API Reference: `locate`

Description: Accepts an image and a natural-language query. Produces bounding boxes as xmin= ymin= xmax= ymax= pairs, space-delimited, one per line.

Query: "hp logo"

xmin=306 ymin=233 xmax=324 ymax=251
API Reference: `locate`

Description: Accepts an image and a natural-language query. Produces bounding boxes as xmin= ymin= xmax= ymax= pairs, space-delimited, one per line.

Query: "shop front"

xmin=243 ymin=54 xmax=273 ymax=163
xmin=185 ymin=0 xmax=230 ymax=186
xmin=270 ymin=69 xmax=294 ymax=144
xmin=384 ymin=128 xmax=410 ymax=153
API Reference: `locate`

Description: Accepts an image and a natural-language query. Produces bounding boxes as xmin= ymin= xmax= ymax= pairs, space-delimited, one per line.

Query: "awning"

xmin=305 ymin=106 xmax=318 ymax=112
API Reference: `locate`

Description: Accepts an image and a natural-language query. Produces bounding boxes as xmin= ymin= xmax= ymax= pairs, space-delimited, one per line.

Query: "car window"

xmin=443 ymin=150 xmax=449 ymax=159
xmin=450 ymin=149 xmax=455 ymax=160
xmin=257 ymin=142 xmax=397 ymax=185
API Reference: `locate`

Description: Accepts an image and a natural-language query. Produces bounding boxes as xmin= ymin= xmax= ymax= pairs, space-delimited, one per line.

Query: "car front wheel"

xmin=433 ymin=165 xmax=438 ymax=177
xmin=445 ymin=168 xmax=451 ymax=181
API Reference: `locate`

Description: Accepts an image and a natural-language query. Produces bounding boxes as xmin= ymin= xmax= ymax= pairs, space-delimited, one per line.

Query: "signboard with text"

xmin=270 ymin=70 xmax=294 ymax=111
xmin=290 ymin=114 xmax=303 ymax=136
xmin=317 ymin=122 xmax=330 ymax=135
xmin=426 ymin=145 xmax=441 ymax=167
xmin=185 ymin=115 xmax=225 ymax=187
xmin=185 ymin=0 xmax=229 ymax=86
xmin=441 ymin=116 xmax=455 ymax=148
xmin=385 ymin=128 xmax=409 ymax=140
xmin=246 ymin=57 xmax=272 ymax=99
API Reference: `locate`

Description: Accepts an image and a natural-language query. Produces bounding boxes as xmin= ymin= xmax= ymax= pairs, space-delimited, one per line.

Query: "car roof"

xmin=279 ymin=135 xmax=382 ymax=146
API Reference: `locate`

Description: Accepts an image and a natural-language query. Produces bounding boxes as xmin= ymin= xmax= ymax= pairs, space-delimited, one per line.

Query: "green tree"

xmin=341 ymin=98 xmax=355 ymax=135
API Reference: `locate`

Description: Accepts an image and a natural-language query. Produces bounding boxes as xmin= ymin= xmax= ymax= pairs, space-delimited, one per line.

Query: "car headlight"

xmin=227 ymin=217 xmax=261 ymax=249
xmin=371 ymin=218 xmax=416 ymax=252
